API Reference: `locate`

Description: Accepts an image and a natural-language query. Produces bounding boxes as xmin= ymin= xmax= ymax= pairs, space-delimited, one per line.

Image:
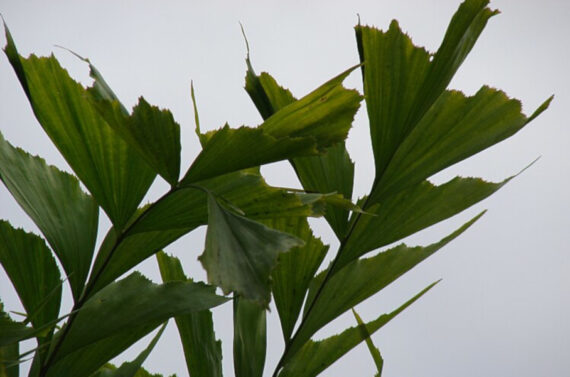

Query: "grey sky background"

xmin=0 ymin=0 xmax=568 ymax=376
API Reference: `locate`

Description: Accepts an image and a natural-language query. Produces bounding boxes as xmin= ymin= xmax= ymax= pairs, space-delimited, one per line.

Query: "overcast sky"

xmin=1 ymin=1 xmax=569 ymax=376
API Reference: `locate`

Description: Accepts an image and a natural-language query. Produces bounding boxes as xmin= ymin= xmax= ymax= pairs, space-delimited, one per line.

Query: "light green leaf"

xmin=352 ymin=309 xmax=383 ymax=377
xmin=51 ymin=272 xmax=228 ymax=363
xmin=156 ymin=252 xmax=222 ymax=377
xmin=233 ymin=297 xmax=266 ymax=377
xmin=0 ymin=222 xmax=61 ymax=335
xmin=89 ymin=95 xmax=181 ymax=186
xmin=200 ymin=194 xmax=303 ymax=305
xmin=244 ymin=66 xmax=356 ymax=239
xmin=0 ymin=133 xmax=98 ymax=301
xmin=278 ymin=282 xmax=438 ymax=377
xmin=290 ymin=213 xmax=482 ymax=359
xmin=89 ymin=324 xmax=167 ymax=377
xmin=3 ymin=25 xmax=156 ymax=229
xmin=266 ymin=217 xmax=329 ymax=341
xmin=338 ymin=176 xmax=508 ymax=268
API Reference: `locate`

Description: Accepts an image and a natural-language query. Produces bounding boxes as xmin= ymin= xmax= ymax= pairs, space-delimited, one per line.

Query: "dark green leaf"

xmin=156 ymin=252 xmax=222 ymax=377
xmin=0 ymin=337 xmax=18 ymax=377
xmin=244 ymin=66 xmax=356 ymax=239
xmin=200 ymin=194 xmax=303 ymax=305
xmin=233 ymin=297 xmax=266 ymax=377
xmin=0 ymin=133 xmax=98 ymax=301
xmin=87 ymin=169 xmax=328 ymax=296
xmin=267 ymin=217 xmax=329 ymax=341
xmin=181 ymin=65 xmax=360 ymax=184
xmin=355 ymin=0 xmax=498 ymax=181
xmin=278 ymin=282 xmax=438 ymax=377
xmin=180 ymin=125 xmax=315 ymax=185
xmin=339 ymin=176 xmax=508 ymax=267
xmin=370 ymin=88 xmax=552 ymax=201
xmin=52 ymin=272 xmax=228 ymax=363
xmin=3 ymin=26 xmax=155 ymax=229
xmin=352 ymin=309 xmax=383 ymax=377
xmin=45 ymin=323 xmax=160 ymax=377
xmin=89 ymin=324 xmax=167 ymax=377
xmin=0 ymin=222 xmax=61 ymax=334
xmin=292 ymin=213 xmax=482 ymax=358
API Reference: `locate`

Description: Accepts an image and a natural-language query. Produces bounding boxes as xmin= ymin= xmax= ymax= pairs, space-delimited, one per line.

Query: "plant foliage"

xmin=0 ymin=0 xmax=550 ymax=376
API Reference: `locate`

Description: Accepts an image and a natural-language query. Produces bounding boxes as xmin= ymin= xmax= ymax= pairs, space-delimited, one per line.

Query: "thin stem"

xmin=272 ymin=196 xmax=371 ymax=376
xmin=39 ymin=184 xmax=195 ymax=375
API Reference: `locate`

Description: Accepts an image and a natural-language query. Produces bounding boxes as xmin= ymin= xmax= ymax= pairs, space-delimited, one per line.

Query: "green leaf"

xmin=89 ymin=95 xmax=181 ymax=186
xmin=51 ymin=272 xmax=228 ymax=363
xmin=200 ymin=194 xmax=303 ymax=305
xmin=156 ymin=252 xmax=222 ymax=377
xmin=0 ymin=222 xmax=61 ymax=334
xmin=355 ymin=0 xmax=498 ymax=181
xmin=352 ymin=309 xmax=383 ymax=377
xmin=87 ymin=169 xmax=327 ymax=296
xmin=355 ymin=3 xmax=551 ymax=203
xmin=89 ymin=324 xmax=167 ymax=377
xmin=0 ymin=133 xmax=98 ymax=301
xmin=181 ymin=65 xmax=361 ymax=185
xmin=233 ymin=297 xmax=266 ymax=377
xmin=0 ymin=339 xmax=18 ymax=377
xmin=180 ymin=125 xmax=316 ymax=185
xmin=278 ymin=282 xmax=438 ymax=377
xmin=3 ymin=25 xmax=156 ymax=229
xmin=244 ymin=66 xmax=356 ymax=239
xmin=290 ymin=213 xmax=482 ymax=359
xmin=45 ymin=323 xmax=160 ymax=377
xmin=338 ymin=176 xmax=509 ymax=268
xmin=370 ymin=88 xmax=552 ymax=201
xmin=266 ymin=217 xmax=329 ymax=341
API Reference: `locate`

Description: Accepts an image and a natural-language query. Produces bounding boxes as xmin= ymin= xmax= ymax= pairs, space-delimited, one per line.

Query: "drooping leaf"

xmin=0 ymin=133 xmax=98 ymax=301
xmin=0 ymin=222 xmax=61 ymax=334
xmin=180 ymin=66 xmax=361 ymax=184
xmin=352 ymin=309 xmax=383 ymax=377
xmin=244 ymin=66 xmax=356 ymax=239
xmin=3 ymin=25 xmax=156 ymax=229
xmin=278 ymin=282 xmax=438 ymax=377
xmin=233 ymin=297 xmax=266 ymax=377
xmin=289 ymin=213 xmax=482 ymax=360
xmin=50 ymin=272 xmax=228 ymax=363
xmin=89 ymin=324 xmax=167 ymax=377
xmin=89 ymin=95 xmax=181 ymax=186
xmin=267 ymin=217 xmax=329 ymax=341
xmin=156 ymin=252 xmax=222 ymax=377
xmin=338 ymin=176 xmax=509 ymax=268
xmin=200 ymin=194 xmax=303 ymax=305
